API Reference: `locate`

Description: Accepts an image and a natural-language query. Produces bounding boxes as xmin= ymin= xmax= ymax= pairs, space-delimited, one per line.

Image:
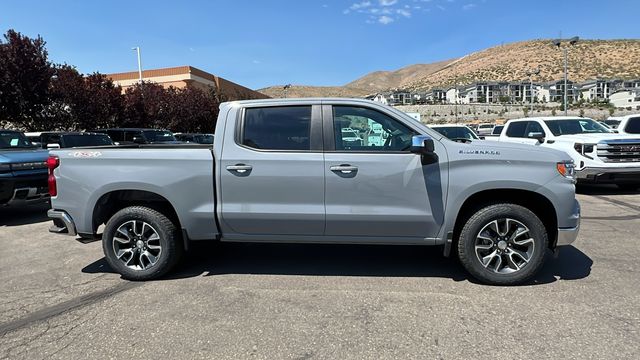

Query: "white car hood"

xmin=556 ymin=133 xmax=640 ymax=143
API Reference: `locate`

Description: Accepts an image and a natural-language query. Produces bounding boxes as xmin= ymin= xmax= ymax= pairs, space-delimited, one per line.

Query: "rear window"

xmin=62 ymin=134 xmax=113 ymax=147
xmin=242 ymin=106 xmax=311 ymax=151
xmin=624 ymin=117 xmax=640 ymax=134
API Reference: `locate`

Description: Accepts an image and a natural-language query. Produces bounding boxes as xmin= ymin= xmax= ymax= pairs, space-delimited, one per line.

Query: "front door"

xmin=219 ymin=104 xmax=325 ymax=236
xmin=323 ymin=104 xmax=444 ymax=240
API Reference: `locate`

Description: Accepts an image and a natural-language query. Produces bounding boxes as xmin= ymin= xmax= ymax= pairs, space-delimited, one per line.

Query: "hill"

xmin=257 ymin=85 xmax=370 ymax=98
xmin=406 ymin=39 xmax=640 ymax=90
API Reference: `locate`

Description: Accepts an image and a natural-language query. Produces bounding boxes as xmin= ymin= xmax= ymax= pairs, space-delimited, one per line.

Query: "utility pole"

xmin=132 ymin=47 xmax=143 ymax=83
xmin=283 ymin=84 xmax=291 ymax=98
xmin=526 ymin=68 xmax=540 ymax=112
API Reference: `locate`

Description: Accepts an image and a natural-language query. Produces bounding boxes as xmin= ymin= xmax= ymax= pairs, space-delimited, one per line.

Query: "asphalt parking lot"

xmin=0 ymin=186 xmax=639 ymax=359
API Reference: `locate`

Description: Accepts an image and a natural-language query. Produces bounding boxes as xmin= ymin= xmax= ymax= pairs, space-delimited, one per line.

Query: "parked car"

xmin=174 ymin=133 xmax=214 ymax=144
xmin=609 ymin=114 xmax=640 ymax=135
xmin=26 ymin=132 xmax=114 ymax=149
xmin=476 ymin=123 xmax=495 ymax=136
xmin=429 ymin=124 xmax=480 ymax=142
xmin=0 ymin=130 xmax=49 ymax=206
xmin=498 ymin=116 xmax=640 ymax=190
xmin=48 ymin=98 xmax=580 ymax=285
xmin=93 ymin=128 xmax=181 ymax=145
xmin=602 ymin=118 xmax=622 ymax=129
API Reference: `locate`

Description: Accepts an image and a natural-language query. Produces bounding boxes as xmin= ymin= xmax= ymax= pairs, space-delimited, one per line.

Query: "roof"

xmin=507 ymin=116 xmax=594 ymax=122
xmin=107 ymin=65 xmax=217 ymax=82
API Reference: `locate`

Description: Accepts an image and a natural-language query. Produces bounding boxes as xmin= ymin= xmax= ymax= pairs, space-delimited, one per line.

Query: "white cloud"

xmin=463 ymin=3 xmax=476 ymax=10
xmin=378 ymin=15 xmax=394 ymax=24
xmin=379 ymin=0 xmax=398 ymax=6
xmin=351 ymin=1 xmax=372 ymax=10
xmin=397 ymin=8 xmax=411 ymax=17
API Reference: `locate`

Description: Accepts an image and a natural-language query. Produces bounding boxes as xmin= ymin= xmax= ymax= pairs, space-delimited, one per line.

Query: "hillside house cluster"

xmin=369 ymin=78 xmax=640 ymax=109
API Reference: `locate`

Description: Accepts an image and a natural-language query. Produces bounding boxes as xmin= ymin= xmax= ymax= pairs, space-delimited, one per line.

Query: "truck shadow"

xmin=82 ymin=243 xmax=592 ymax=286
xmin=0 ymin=203 xmax=50 ymax=226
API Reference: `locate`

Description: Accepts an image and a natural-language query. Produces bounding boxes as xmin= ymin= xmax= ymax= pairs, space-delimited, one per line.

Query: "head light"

xmin=573 ymin=143 xmax=595 ymax=155
xmin=557 ymin=161 xmax=576 ymax=179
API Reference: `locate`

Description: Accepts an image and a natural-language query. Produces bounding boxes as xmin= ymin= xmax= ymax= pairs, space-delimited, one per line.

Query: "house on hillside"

xmin=609 ymin=88 xmax=640 ymax=108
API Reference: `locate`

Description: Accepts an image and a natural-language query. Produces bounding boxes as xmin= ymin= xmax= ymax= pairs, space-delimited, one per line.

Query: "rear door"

xmin=219 ymin=104 xmax=325 ymax=236
xmin=503 ymin=121 xmax=545 ymax=146
xmin=323 ymin=104 xmax=443 ymax=239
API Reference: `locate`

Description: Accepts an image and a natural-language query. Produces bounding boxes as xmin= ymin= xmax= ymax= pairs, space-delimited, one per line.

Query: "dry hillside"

xmin=406 ymin=39 xmax=640 ymax=90
xmin=346 ymin=59 xmax=453 ymax=91
xmin=257 ymin=85 xmax=370 ymax=98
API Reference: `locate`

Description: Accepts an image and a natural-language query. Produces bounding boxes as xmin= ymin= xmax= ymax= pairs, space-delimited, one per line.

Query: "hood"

xmin=0 ymin=149 xmax=50 ymax=164
xmin=455 ymin=139 xmax=570 ymax=162
xmin=555 ymin=133 xmax=640 ymax=143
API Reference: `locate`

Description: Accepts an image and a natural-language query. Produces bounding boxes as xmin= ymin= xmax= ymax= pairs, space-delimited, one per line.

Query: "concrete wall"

xmin=396 ymin=104 xmax=640 ymax=124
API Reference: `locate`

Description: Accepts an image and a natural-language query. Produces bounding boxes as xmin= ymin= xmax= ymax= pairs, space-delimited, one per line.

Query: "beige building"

xmin=106 ymin=65 xmax=269 ymax=100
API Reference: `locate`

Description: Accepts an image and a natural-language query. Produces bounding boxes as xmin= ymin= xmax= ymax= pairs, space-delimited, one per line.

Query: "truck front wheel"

xmin=457 ymin=203 xmax=547 ymax=285
xmin=102 ymin=206 xmax=183 ymax=281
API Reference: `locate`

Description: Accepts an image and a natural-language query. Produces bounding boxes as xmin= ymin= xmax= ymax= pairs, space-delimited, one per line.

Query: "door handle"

xmin=330 ymin=164 xmax=358 ymax=174
xmin=226 ymin=164 xmax=253 ymax=173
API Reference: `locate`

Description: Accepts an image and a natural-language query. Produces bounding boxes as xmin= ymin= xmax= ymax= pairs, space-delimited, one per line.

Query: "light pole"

xmin=132 ymin=47 xmax=143 ymax=83
xmin=283 ymin=84 xmax=291 ymax=98
xmin=525 ymin=68 xmax=540 ymax=112
xmin=552 ymin=37 xmax=579 ymax=115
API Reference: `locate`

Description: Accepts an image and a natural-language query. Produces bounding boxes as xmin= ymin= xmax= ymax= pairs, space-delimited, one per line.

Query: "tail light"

xmin=47 ymin=155 xmax=60 ymax=196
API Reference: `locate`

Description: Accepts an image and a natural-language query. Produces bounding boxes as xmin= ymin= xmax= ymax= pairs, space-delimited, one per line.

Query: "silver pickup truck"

xmin=47 ymin=98 xmax=580 ymax=285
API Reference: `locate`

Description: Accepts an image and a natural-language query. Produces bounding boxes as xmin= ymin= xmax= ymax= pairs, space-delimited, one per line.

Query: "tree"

xmin=0 ymin=29 xmax=53 ymax=130
xmin=122 ymin=82 xmax=169 ymax=128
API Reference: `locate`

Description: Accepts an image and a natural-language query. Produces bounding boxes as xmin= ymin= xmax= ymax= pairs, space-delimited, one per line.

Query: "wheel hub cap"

xmin=497 ymin=240 xmax=507 ymax=250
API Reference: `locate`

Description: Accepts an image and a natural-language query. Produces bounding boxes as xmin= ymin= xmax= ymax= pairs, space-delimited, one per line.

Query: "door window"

xmin=525 ymin=121 xmax=545 ymax=137
xmin=332 ymin=106 xmax=416 ymax=151
xmin=505 ymin=122 xmax=528 ymax=137
xmin=242 ymin=106 xmax=311 ymax=151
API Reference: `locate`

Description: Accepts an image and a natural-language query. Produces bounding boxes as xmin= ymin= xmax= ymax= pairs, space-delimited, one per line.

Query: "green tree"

xmin=0 ymin=29 xmax=54 ymax=130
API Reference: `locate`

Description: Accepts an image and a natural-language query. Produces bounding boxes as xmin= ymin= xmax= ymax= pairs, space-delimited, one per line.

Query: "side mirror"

xmin=527 ymin=132 xmax=545 ymax=143
xmin=46 ymin=143 xmax=60 ymax=149
xmin=410 ymin=135 xmax=438 ymax=164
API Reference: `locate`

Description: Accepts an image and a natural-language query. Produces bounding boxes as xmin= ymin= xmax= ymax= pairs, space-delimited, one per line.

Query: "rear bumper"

xmin=575 ymin=166 xmax=640 ymax=184
xmin=48 ymin=209 xmax=77 ymax=236
xmin=0 ymin=175 xmax=49 ymax=206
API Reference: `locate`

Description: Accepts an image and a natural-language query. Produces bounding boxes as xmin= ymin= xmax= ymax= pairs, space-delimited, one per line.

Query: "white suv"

xmin=499 ymin=116 xmax=640 ymax=190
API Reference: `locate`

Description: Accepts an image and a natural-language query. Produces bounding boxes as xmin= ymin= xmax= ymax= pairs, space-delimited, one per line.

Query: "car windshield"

xmin=432 ymin=126 xmax=479 ymax=140
xmin=142 ymin=130 xmax=176 ymax=142
xmin=63 ymin=134 xmax=114 ymax=147
xmin=544 ymin=119 xmax=611 ymax=136
xmin=0 ymin=131 xmax=35 ymax=149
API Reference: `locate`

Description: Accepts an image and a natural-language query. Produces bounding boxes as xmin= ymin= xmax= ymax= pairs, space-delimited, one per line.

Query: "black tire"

xmin=102 ymin=206 xmax=183 ymax=280
xmin=457 ymin=203 xmax=548 ymax=286
xmin=616 ymin=184 xmax=639 ymax=191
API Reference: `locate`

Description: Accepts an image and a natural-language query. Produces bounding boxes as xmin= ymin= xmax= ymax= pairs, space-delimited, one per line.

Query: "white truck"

xmin=608 ymin=114 xmax=640 ymax=135
xmin=499 ymin=116 xmax=640 ymax=190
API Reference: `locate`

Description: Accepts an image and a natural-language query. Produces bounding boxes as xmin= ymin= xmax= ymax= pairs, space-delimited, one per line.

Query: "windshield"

xmin=63 ymin=134 xmax=114 ymax=147
xmin=544 ymin=119 xmax=611 ymax=136
xmin=432 ymin=126 xmax=479 ymax=140
xmin=0 ymin=131 xmax=35 ymax=149
xmin=142 ymin=130 xmax=177 ymax=142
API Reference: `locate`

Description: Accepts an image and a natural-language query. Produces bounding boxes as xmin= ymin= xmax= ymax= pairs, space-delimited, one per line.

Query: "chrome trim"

xmin=48 ymin=209 xmax=77 ymax=236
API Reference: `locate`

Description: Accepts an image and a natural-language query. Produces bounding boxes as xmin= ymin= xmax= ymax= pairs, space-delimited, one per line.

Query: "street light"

xmin=552 ymin=37 xmax=579 ymax=115
xmin=525 ymin=67 xmax=540 ymax=112
xmin=132 ymin=47 xmax=143 ymax=83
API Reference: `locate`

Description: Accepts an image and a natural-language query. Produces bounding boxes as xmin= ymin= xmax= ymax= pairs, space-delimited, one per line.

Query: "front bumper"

xmin=575 ymin=166 xmax=640 ymax=184
xmin=0 ymin=174 xmax=49 ymax=206
xmin=48 ymin=209 xmax=77 ymax=236
xmin=556 ymin=199 xmax=580 ymax=246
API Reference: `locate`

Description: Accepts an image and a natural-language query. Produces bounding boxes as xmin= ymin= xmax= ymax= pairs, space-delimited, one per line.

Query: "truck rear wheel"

xmin=102 ymin=206 xmax=183 ymax=280
xmin=457 ymin=203 xmax=547 ymax=286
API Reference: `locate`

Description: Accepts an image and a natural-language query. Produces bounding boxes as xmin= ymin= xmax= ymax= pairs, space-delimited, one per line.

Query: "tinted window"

xmin=106 ymin=130 xmax=125 ymax=142
xmin=526 ymin=121 xmax=545 ymax=136
xmin=492 ymin=125 xmax=504 ymax=135
xmin=544 ymin=119 xmax=609 ymax=136
xmin=0 ymin=131 xmax=33 ymax=149
xmin=333 ymin=106 xmax=416 ymax=151
xmin=624 ymin=117 xmax=640 ymax=134
xmin=432 ymin=126 xmax=478 ymax=140
xmin=506 ymin=122 xmax=527 ymax=137
xmin=62 ymin=134 xmax=114 ymax=147
xmin=143 ymin=130 xmax=177 ymax=142
xmin=242 ymin=106 xmax=311 ymax=150
xmin=124 ymin=131 xmax=142 ymax=142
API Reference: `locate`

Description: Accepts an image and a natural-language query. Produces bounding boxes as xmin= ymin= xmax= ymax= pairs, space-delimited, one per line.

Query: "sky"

xmin=2 ymin=0 xmax=639 ymax=89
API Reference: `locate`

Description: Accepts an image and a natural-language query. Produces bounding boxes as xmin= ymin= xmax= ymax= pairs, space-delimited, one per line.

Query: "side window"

xmin=625 ymin=117 xmax=640 ymax=134
xmin=124 ymin=131 xmax=141 ymax=142
xmin=242 ymin=106 xmax=311 ymax=151
xmin=107 ymin=131 xmax=124 ymax=142
xmin=505 ymin=122 xmax=528 ymax=138
xmin=332 ymin=106 xmax=416 ymax=151
xmin=526 ymin=121 xmax=545 ymax=136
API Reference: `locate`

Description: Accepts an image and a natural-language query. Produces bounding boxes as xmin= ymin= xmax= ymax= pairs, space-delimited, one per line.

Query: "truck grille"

xmin=597 ymin=139 xmax=640 ymax=163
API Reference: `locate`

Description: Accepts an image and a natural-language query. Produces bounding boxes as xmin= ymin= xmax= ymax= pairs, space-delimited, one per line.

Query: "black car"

xmin=93 ymin=128 xmax=181 ymax=145
xmin=174 ymin=133 xmax=214 ymax=144
xmin=29 ymin=132 xmax=114 ymax=149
